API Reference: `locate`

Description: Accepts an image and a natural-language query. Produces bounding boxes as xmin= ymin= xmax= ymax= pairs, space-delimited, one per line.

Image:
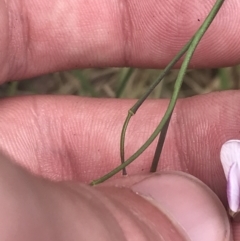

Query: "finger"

xmin=232 ymin=223 xmax=240 ymax=241
xmin=129 ymin=172 xmax=231 ymax=241
xmin=0 ymin=153 xmax=135 ymax=241
xmin=0 ymin=154 xmax=130 ymax=241
xmin=0 ymin=91 xmax=239 ymax=203
xmin=0 ymin=155 xmax=231 ymax=241
xmin=0 ymin=154 xmax=195 ymax=241
xmin=1 ymin=0 xmax=240 ymax=82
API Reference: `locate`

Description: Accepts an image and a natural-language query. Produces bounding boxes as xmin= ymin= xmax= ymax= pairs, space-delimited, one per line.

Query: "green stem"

xmin=7 ymin=81 xmax=18 ymax=96
xmin=116 ymin=68 xmax=134 ymax=98
xmin=120 ymin=111 xmax=133 ymax=175
xmin=90 ymin=0 xmax=225 ymax=186
xmin=120 ymin=37 xmax=194 ymax=170
xmin=150 ymin=111 xmax=173 ymax=172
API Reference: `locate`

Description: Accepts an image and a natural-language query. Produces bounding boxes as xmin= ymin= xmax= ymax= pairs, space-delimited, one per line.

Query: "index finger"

xmin=1 ymin=0 xmax=240 ymax=82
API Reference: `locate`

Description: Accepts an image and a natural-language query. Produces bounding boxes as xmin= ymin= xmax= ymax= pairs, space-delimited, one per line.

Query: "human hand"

xmin=0 ymin=0 xmax=240 ymax=240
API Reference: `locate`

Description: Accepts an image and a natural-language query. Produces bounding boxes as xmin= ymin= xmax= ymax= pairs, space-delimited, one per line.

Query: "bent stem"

xmin=120 ymin=37 xmax=194 ymax=175
xmin=90 ymin=0 xmax=225 ymax=186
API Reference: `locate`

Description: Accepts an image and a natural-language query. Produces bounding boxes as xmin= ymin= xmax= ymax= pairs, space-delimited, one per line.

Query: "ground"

xmin=0 ymin=67 xmax=239 ymax=98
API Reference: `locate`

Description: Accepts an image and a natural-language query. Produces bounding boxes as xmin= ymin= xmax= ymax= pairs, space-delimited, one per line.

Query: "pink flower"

xmin=220 ymin=140 xmax=240 ymax=215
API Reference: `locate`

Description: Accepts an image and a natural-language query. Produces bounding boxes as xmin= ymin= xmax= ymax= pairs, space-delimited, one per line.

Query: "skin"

xmin=0 ymin=0 xmax=240 ymax=240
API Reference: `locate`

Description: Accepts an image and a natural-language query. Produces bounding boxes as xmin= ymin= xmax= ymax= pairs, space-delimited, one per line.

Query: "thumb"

xmin=100 ymin=172 xmax=231 ymax=241
xmin=0 ymin=153 xmax=231 ymax=240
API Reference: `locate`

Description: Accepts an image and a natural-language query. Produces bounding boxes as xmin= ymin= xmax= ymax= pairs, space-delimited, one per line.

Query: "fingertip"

xmin=131 ymin=171 xmax=231 ymax=241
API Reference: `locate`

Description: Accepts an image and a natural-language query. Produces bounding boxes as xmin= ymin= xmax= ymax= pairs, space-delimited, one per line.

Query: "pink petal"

xmin=220 ymin=140 xmax=240 ymax=213
xmin=220 ymin=140 xmax=240 ymax=178
xmin=227 ymin=162 xmax=240 ymax=212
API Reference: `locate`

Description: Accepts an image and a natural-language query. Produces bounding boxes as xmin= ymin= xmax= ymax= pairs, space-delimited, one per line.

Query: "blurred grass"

xmin=0 ymin=66 xmax=240 ymax=98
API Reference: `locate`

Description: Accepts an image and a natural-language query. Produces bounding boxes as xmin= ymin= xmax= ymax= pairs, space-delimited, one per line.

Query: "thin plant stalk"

xmin=150 ymin=111 xmax=173 ymax=172
xmin=116 ymin=68 xmax=134 ymax=98
xmin=7 ymin=81 xmax=18 ymax=96
xmin=120 ymin=0 xmax=225 ymax=175
xmin=90 ymin=0 xmax=225 ymax=186
xmin=120 ymin=37 xmax=194 ymax=174
xmin=218 ymin=68 xmax=230 ymax=90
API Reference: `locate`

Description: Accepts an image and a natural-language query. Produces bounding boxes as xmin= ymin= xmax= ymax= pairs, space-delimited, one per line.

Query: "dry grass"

xmin=1 ymin=66 xmax=240 ymax=98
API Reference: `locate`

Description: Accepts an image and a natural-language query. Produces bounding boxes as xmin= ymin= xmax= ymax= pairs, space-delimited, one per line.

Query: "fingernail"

xmin=220 ymin=139 xmax=240 ymax=218
xmin=131 ymin=171 xmax=231 ymax=241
